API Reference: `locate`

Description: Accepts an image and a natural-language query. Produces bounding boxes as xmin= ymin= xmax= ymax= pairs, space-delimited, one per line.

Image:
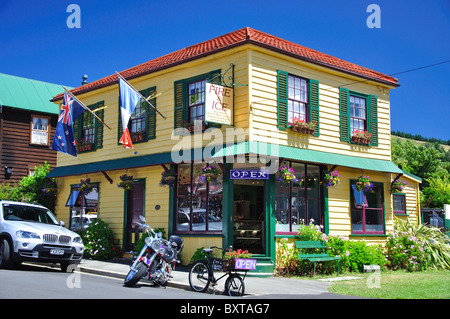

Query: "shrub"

xmin=342 ymin=240 xmax=386 ymax=272
xmin=385 ymin=229 xmax=427 ymax=271
xmin=275 ymin=238 xmax=298 ymax=276
xmin=76 ymin=218 xmax=123 ymax=260
xmin=387 ymin=218 xmax=450 ymax=271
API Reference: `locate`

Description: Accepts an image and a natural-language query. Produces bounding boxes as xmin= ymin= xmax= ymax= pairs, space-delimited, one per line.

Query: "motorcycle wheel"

xmin=124 ymin=261 xmax=148 ymax=287
xmin=188 ymin=260 xmax=211 ymax=293
xmin=225 ymin=273 xmax=245 ymax=297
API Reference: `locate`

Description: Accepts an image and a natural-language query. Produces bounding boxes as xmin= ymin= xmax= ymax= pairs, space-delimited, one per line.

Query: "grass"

xmin=328 ymin=270 xmax=450 ymax=299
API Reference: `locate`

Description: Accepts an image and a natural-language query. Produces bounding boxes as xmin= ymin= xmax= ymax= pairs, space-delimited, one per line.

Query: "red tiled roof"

xmin=52 ymin=27 xmax=398 ymax=101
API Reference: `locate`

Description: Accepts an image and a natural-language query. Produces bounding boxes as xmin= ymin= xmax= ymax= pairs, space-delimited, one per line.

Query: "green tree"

xmin=0 ymin=162 xmax=57 ymax=211
xmin=422 ymin=176 xmax=450 ymax=209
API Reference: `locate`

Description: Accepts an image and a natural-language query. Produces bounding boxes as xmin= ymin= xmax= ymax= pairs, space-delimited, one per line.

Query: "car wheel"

xmin=0 ymin=238 xmax=14 ymax=269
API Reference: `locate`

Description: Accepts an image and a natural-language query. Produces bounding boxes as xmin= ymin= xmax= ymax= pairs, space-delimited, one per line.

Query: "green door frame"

xmin=122 ymin=178 xmax=146 ymax=251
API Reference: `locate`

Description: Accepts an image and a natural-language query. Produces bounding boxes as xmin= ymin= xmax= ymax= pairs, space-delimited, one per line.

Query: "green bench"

xmin=295 ymin=241 xmax=341 ymax=276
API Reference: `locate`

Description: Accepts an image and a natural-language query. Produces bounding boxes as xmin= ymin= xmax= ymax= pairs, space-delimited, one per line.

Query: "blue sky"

xmin=1 ymin=0 xmax=449 ymax=140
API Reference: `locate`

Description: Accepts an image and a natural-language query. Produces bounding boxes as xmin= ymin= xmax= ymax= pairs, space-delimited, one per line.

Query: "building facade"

xmin=48 ymin=28 xmax=421 ymax=271
xmin=0 ymin=73 xmax=70 ymax=183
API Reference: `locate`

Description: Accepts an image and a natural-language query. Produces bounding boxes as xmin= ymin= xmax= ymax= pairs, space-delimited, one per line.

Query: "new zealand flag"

xmin=51 ymin=91 xmax=85 ymax=157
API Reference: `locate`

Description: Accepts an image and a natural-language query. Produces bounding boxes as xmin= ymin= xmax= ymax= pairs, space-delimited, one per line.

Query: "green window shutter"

xmin=146 ymin=87 xmax=157 ymax=140
xmin=309 ymin=79 xmax=320 ymax=137
xmin=207 ymin=69 xmax=222 ymax=129
xmin=339 ymin=88 xmax=350 ymax=142
xmin=368 ymin=95 xmax=378 ymax=146
xmin=73 ymin=116 xmax=81 ymax=145
xmin=94 ymin=101 xmax=104 ymax=150
xmin=277 ymin=70 xmax=288 ymax=130
xmin=208 ymin=69 xmax=222 ymax=85
xmin=174 ymin=79 xmax=185 ymax=130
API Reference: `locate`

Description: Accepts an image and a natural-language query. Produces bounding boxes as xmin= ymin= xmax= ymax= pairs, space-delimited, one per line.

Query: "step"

xmin=248 ymin=256 xmax=275 ymax=277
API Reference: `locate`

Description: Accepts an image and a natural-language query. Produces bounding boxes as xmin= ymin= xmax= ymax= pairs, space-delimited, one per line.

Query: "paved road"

xmin=0 ymin=264 xmax=230 ymax=299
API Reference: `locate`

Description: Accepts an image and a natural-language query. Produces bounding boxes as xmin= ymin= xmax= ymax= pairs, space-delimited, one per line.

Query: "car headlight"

xmin=73 ymin=236 xmax=83 ymax=244
xmin=16 ymin=230 xmax=40 ymax=239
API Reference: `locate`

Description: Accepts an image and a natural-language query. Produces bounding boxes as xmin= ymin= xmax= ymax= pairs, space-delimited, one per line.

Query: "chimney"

xmin=81 ymin=74 xmax=88 ymax=85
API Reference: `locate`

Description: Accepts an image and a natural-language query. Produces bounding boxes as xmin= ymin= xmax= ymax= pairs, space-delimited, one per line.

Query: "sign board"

xmin=234 ymin=258 xmax=257 ymax=270
xmin=205 ymin=82 xmax=233 ymax=125
xmin=230 ymin=169 xmax=269 ymax=180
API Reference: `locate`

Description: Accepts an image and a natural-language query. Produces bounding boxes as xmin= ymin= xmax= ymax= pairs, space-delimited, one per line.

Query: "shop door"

xmin=233 ymin=180 xmax=265 ymax=254
xmin=124 ymin=181 xmax=145 ymax=251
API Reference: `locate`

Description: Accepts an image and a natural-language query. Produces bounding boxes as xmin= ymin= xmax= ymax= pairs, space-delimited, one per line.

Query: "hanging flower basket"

xmin=355 ymin=175 xmax=373 ymax=192
xmin=159 ymin=169 xmax=177 ymax=188
xmin=117 ymin=174 xmax=134 ymax=190
xmin=78 ymin=178 xmax=93 ymax=195
xmin=201 ymin=165 xmax=220 ymax=182
xmin=323 ymin=170 xmax=340 ymax=188
xmin=391 ymin=179 xmax=407 ymax=193
xmin=278 ymin=166 xmax=298 ymax=184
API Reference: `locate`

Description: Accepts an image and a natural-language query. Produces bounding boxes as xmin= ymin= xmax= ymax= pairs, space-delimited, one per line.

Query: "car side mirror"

xmin=59 ymin=221 xmax=66 ymax=227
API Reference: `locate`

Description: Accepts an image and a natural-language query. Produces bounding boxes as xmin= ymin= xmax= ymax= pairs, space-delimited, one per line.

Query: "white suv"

xmin=0 ymin=200 xmax=85 ymax=272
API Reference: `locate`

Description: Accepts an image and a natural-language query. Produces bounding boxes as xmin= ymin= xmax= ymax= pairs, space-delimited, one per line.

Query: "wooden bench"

xmin=295 ymin=241 xmax=341 ymax=276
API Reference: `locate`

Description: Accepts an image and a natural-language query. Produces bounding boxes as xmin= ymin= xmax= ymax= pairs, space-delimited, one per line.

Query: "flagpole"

xmin=62 ymin=87 xmax=111 ymax=130
xmin=116 ymin=71 xmax=166 ymax=119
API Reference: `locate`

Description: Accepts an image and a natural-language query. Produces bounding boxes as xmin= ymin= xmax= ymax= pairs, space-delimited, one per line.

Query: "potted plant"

xmin=355 ymin=175 xmax=373 ymax=192
xmin=391 ymin=179 xmax=407 ymax=193
xmin=201 ymin=165 xmax=220 ymax=182
xmin=159 ymin=169 xmax=177 ymax=188
xmin=323 ymin=170 xmax=340 ymax=188
xmin=305 ymin=120 xmax=318 ymax=135
xmin=289 ymin=117 xmax=304 ymax=132
xmin=117 ymin=174 xmax=134 ymax=190
xmin=278 ymin=166 xmax=298 ymax=184
xmin=78 ymin=177 xmax=93 ymax=195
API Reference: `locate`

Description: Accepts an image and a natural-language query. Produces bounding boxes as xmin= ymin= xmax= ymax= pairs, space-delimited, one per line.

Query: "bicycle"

xmin=188 ymin=246 xmax=249 ymax=296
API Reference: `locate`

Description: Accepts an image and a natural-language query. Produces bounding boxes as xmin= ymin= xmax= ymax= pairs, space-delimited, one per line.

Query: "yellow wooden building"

xmin=48 ymin=27 xmax=421 ymax=273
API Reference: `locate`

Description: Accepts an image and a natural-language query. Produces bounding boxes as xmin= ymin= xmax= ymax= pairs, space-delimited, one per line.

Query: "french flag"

xmin=118 ymin=75 xmax=141 ymax=149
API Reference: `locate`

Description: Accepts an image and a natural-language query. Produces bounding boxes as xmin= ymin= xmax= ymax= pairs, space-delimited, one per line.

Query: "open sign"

xmin=230 ymin=169 xmax=269 ymax=180
xmin=234 ymin=258 xmax=257 ymax=270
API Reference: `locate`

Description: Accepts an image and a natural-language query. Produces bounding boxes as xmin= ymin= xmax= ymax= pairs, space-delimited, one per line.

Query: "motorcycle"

xmin=124 ymin=216 xmax=184 ymax=287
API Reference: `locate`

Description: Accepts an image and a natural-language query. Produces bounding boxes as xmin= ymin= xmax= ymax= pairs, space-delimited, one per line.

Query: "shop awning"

xmin=46 ymin=147 xmax=206 ymax=178
xmin=47 ymin=151 xmax=174 ymax=178
xmin=212 ymin=141 xmax=404 ymax=174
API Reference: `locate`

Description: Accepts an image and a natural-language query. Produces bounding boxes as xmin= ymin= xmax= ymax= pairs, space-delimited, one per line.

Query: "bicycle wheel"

xmin=224 ymin=273 xmax=245 ymax=296
xmin=189 ymin=260 xmax=211 ymax=293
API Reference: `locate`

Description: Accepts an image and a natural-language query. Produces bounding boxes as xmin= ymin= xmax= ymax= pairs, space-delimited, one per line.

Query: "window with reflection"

xmin=66 ymin=184 xmax=99 ymax=230
xmin=275 ymin=161 xmax=322 ymax=233
xmin=351 ymin=182 xmax=385 ymax=234
xmin=175 ymin=163 xmax=223 ymax=233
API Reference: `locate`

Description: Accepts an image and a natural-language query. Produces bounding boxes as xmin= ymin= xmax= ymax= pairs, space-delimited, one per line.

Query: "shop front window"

xmin=276 ymin=162 xmax=322 ymax=234
xmin=66 ymin=184 xmax=99 ymax=230
xmin=351 ymin=182 xmax=384 ymax=234
xmin=175 ymin=163 xmax=223 ymax=233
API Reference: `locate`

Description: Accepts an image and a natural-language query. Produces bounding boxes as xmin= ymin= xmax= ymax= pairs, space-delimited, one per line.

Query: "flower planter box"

xmin=131 ymin=133 xmax=145 ymax=142
xmin=187 ymin=123 xmax=206 ymax=133
xmin=77 ymin=143 xmax=94 ymax=152
xmin=290 ymin=126 xmax=315 ymax=136
xmin=351 ymin=136 xmax=370 ymax=145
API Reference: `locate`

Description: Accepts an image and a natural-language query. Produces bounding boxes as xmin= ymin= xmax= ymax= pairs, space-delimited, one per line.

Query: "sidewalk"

xmin=77 ymin=258 xmax=351 ymax=298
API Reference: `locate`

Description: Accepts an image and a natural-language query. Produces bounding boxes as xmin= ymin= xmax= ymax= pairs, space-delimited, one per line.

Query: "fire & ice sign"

xmin=205 ymin=83 xmax=233 ymax=125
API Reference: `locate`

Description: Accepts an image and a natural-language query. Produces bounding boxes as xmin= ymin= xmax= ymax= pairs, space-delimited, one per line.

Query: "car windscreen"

xmin=2 ymin=204 xmax=59 ymax=225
